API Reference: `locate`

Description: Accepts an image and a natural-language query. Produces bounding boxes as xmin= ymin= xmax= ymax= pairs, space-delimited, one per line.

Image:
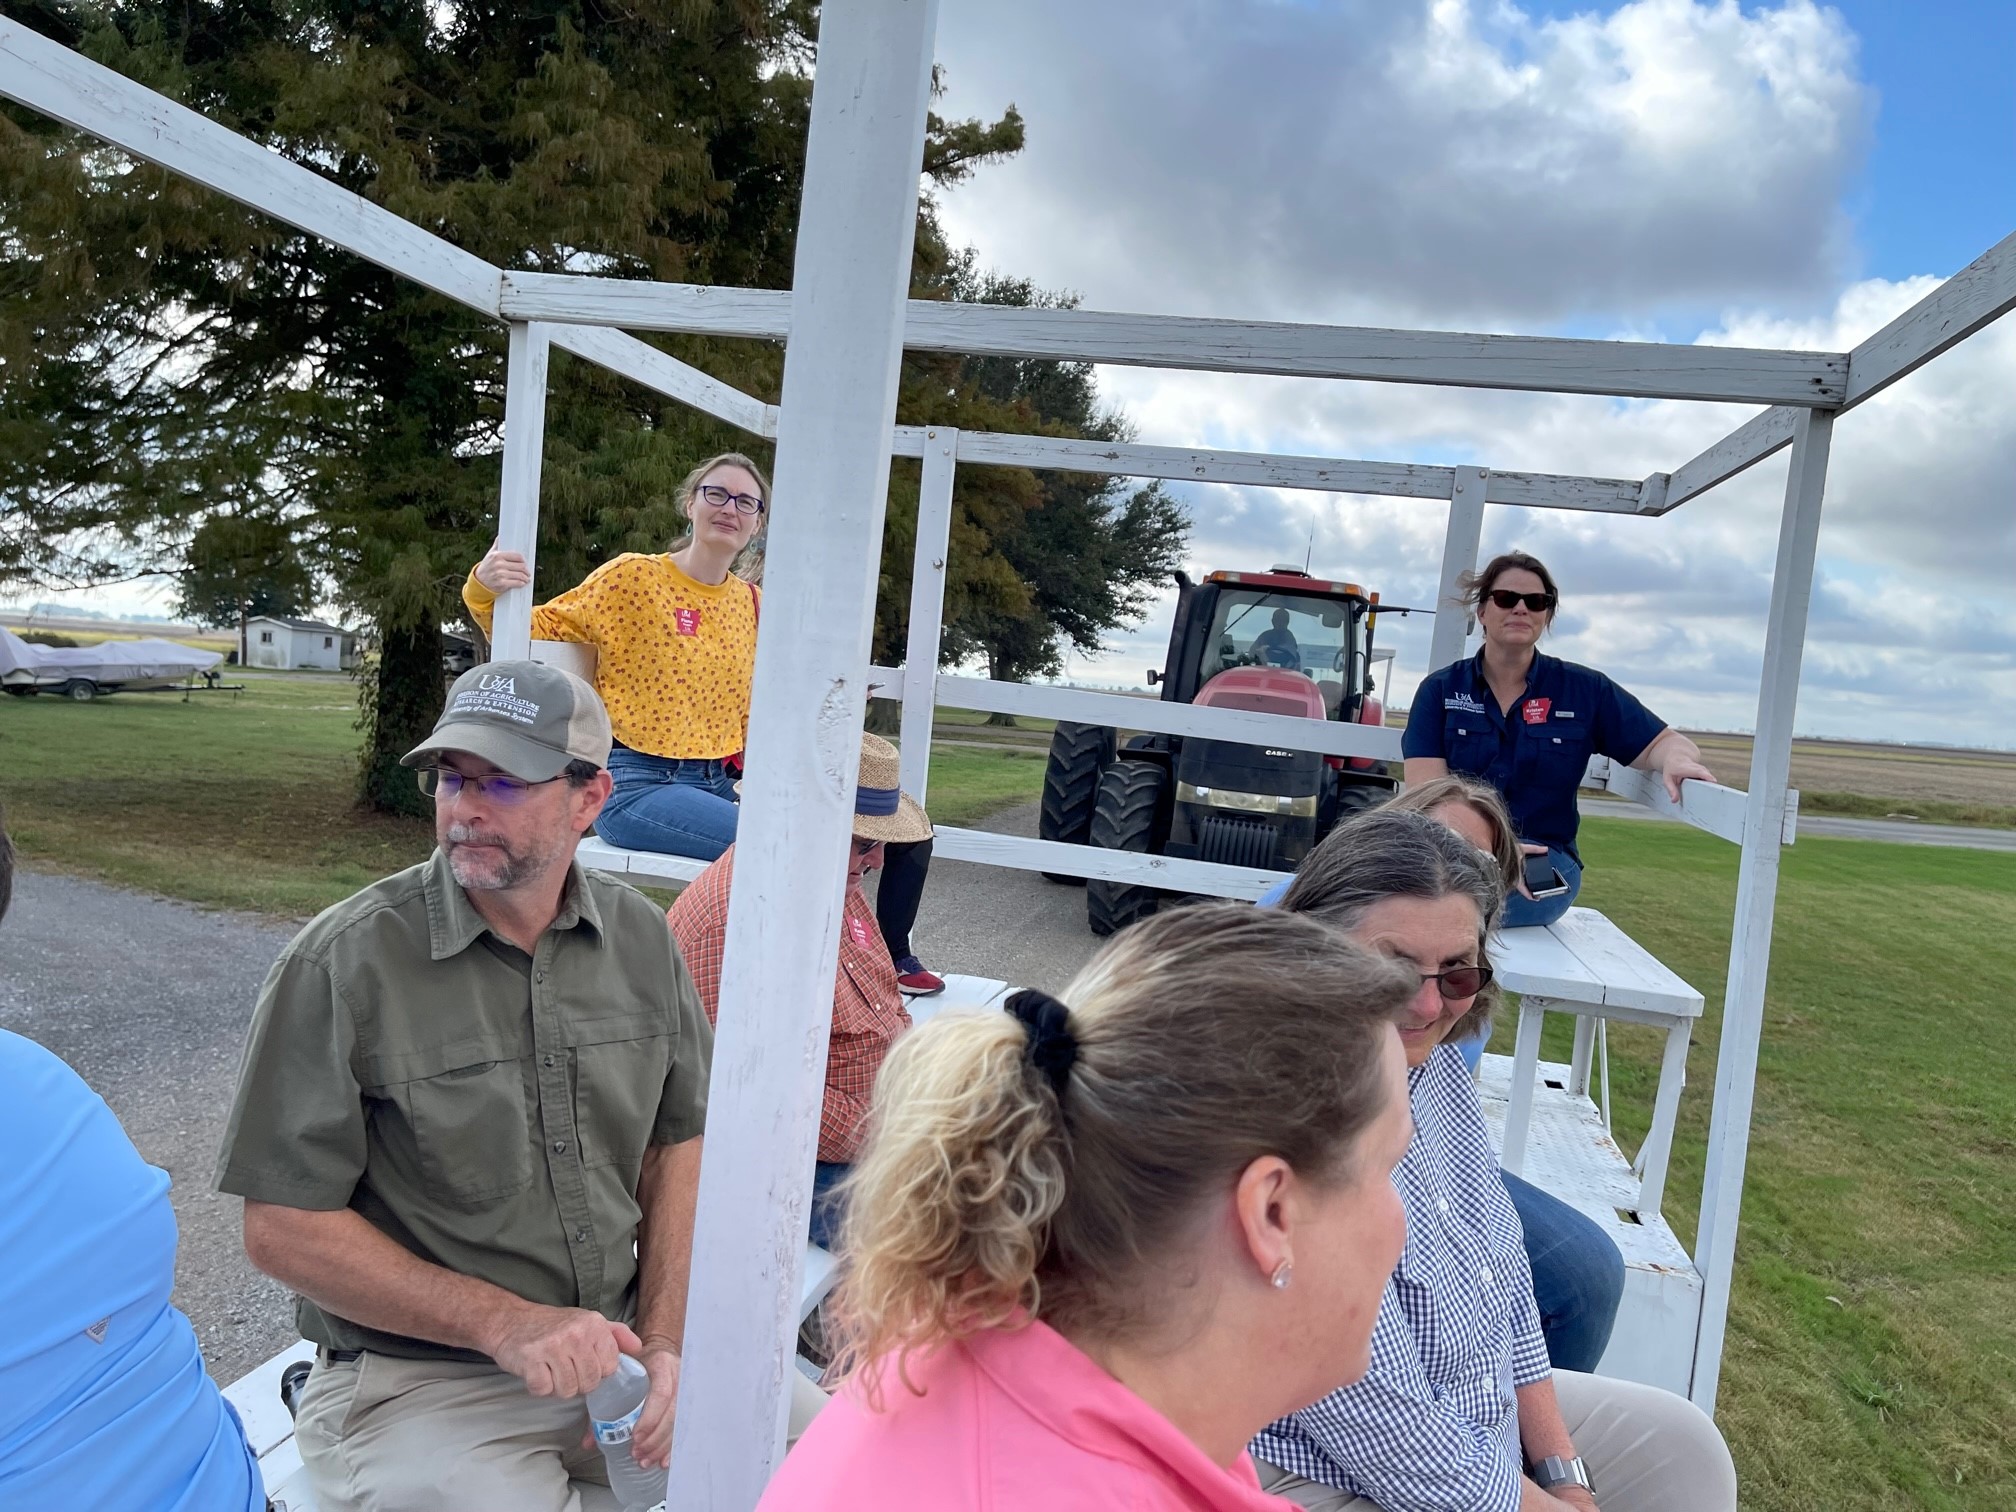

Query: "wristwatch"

xmin=1531 ymin=1455 xmax=1594 ymax=1496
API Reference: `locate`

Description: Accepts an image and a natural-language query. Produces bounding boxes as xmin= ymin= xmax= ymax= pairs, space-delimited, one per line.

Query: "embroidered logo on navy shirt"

xmin=1445 ymin=693 xmax=1487 ymax=714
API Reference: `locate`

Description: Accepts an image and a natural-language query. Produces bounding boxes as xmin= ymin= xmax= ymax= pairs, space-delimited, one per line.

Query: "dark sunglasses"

xmin=851 ymin=837 xmax=883 ymax=857
xmin=1485 ymin=589 xmax=1556 ymax=613
xmin=416 ymin=767 xmax=564 ymax=805
xmin=1417 ymin=964 xmax=1493 ymax=1001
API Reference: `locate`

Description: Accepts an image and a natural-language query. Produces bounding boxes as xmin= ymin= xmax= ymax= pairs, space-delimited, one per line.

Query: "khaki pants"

xmin=296 ymin=1350 xmax=829 ymax=1512
xmin=1255 ymin=1370 xmax=1736 ymax=1512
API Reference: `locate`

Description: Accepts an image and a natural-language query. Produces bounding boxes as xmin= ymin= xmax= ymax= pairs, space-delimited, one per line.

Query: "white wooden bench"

xmin=1474 ymin=1051 xmax=1702 ymax=1396
xmin=576 ymin=834 xmax=709 ymax=887
xmin=1493 ymin=907 xmax=1704 ymax=1219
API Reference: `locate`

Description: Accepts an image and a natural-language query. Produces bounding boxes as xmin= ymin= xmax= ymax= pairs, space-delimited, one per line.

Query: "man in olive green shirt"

xmin=217 ymin=660 xmax=711 ymax=1511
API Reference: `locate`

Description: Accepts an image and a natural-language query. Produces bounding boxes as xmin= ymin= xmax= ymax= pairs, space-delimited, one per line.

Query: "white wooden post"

xmin=1425 ymin=464 xmax=1486 ymax=678
xmin=667 ymin=1 xmax=941 ymax=1504
xmin=489 ymin=321 xmax=551 ymax=660
xmin=1689 ymin=408 xmax=1836 ymax=1413
xmin=898 ymin=427 xmax=957 ymax=803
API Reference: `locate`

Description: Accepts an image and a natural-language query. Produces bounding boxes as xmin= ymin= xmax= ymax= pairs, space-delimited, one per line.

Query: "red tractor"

xmin=1039 ymin=566 xmax=1398 ymax=935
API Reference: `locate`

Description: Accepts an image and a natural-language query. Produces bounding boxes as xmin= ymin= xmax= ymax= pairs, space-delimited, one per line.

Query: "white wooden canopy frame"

xmin=6 ymin=3 xmax=2014 ymax=1503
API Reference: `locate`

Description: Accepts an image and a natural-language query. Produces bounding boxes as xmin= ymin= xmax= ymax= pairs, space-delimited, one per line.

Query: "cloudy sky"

xmin=930 ymin=0 xmax=2016 ymax=747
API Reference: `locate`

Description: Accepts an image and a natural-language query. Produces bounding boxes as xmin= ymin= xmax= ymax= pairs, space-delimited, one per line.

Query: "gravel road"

xmin=0 ymin=871 xmax=300 ymax=1383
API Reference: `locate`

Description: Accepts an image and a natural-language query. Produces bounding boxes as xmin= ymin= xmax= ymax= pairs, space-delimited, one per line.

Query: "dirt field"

xmin=1687 ymin=732 xmax=2016 ymax=810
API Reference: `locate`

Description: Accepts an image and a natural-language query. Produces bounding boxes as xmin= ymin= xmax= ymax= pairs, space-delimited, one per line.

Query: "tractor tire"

xmin=1038 ymin=721 xmax=1115 ymax=883
xmin=1334 ymin=781 xmax=1390 ymax=821
xmin=1086 ymin=760 xmax=1168 ymax=937
xmin=64 ymin=679 xmax=98 ymax=702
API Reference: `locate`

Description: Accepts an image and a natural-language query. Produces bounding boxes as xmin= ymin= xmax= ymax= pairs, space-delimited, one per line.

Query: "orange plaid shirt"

xmin=666 ymin=846 xmax=911 ymax=1163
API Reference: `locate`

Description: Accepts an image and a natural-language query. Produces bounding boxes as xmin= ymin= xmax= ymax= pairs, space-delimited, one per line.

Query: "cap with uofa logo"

xmin=401 ymin=660 xmax=612 ymax=782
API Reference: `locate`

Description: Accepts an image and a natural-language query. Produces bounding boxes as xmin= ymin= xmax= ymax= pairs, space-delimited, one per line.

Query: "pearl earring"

xmin=1270 ymin=1260 xmax=1293 ymax=1290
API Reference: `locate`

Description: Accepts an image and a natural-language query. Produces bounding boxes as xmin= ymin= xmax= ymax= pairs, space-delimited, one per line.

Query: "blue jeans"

xmin=1500 ymin=845 xmax=1583 ymax=929
xmin=809 ymin=1161 xmax=850 ymax=1252
xmin=597 ymin=748 xmax=741 ymax=860
xmin=1502 ymin=1168 xmax=1626 ymax=1372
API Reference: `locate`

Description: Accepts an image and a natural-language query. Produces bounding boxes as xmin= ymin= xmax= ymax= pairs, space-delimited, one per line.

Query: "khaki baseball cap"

xmin=401 ymin=660 xmax=612 ymax=782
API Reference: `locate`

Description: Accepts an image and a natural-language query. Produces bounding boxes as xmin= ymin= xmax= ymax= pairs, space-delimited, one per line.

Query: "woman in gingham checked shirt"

xmin=1251 ymin=811 xmax=1736 ymax=1512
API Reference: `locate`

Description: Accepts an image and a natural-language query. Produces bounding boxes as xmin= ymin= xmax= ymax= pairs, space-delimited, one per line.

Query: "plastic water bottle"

xmin=586 ymin=1354 xmax=667 ymax=1511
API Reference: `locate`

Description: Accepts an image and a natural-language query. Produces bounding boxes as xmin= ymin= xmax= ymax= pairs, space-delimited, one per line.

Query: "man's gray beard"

xmin=445 ymin=823 xmax=557 ymax=892
xmin=446 ymin=845 xmax=531 ymax=892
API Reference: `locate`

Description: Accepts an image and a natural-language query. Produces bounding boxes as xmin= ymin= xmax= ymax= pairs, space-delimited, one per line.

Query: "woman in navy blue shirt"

xmin=1401 ymin=551 xmax=1714 ymax=928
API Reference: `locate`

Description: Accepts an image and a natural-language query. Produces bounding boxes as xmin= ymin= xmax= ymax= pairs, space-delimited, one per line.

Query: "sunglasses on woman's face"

xmin=1417 ymin=964 xmax=1493 ymax=1001
xmin=1485 ymin=589 xmax=1556 ymax=613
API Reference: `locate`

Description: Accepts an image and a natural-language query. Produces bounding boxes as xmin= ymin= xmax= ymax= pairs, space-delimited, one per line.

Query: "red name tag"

xmin=1522 ymin=697 xmax=1552 ymax=725
xmin=847 ymin=917 xmax=874 ymax=948
xmin=673 ymin=607 xmax=703 ymax=637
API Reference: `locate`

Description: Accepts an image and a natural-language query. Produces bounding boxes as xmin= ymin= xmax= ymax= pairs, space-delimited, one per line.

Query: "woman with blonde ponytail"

xmin=758 ymin=906 xmax=1418 ymax=1512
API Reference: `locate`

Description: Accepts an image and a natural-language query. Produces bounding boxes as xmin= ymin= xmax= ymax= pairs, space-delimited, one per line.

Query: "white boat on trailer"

xmin=0 ymin=626 xmax=226 ymax=700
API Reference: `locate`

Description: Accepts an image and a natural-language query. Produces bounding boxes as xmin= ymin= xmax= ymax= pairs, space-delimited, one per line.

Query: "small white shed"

xmin=244 ymin=615 xmax=360 ymax=671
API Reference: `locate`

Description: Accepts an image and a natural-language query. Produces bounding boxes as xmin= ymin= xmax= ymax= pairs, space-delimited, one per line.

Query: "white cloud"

xmin=935 ymin=0 xmax=1870 ymax=327
xmin=931 ymin=0 xmax=2014 ymax=749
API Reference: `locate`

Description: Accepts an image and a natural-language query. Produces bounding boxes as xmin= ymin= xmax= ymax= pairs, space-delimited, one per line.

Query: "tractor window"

xmin=1206 ymin=591 xmax=1356 ymax=700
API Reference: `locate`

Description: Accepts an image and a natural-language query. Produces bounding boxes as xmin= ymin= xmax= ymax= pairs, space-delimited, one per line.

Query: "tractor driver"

xmin=1251 ymin=607 xmax=1304 ymax=671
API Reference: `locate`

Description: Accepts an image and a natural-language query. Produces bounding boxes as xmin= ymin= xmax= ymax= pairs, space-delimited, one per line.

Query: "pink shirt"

xmin=757 ymin=1320 xmax=1292 ymax=1512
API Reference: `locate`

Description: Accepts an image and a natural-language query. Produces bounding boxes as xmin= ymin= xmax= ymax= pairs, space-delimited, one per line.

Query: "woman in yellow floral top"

xmin=464 ymin=452 xmax=947 ymax=993
xmin=465 ymin=452 xmax=767 ymax=858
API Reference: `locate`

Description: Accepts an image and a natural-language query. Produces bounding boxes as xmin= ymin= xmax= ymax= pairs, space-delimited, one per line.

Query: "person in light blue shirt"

xmin=0 ymin=817 xmax=266 ymax=1511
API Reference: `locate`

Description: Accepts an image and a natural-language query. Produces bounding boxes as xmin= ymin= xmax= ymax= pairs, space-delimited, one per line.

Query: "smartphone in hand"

xmin=1522 ymin=853 xmax=1570 ymax=900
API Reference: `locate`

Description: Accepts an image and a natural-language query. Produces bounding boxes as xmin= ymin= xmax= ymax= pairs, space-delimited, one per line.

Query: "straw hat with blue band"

xmin=737 ymin=732 xmax=933 ymax=844
xmin=850 ymin=732 xmax=934 ymax=844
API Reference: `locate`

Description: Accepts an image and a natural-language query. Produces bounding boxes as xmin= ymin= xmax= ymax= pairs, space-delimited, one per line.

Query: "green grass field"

xmin=3 ymin=681 xmax=2012 ymax=1507
xmin=0 ymin=676 xmax=1049 ymax=913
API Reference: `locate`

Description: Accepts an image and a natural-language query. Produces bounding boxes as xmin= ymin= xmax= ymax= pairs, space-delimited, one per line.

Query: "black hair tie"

xmin=1004 ymin=989 xmax=1078 ymax=1098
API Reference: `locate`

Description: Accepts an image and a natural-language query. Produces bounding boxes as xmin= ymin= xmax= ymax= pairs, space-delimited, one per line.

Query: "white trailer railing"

xmin=5 ymin=4 xmax=2014 ymax=1498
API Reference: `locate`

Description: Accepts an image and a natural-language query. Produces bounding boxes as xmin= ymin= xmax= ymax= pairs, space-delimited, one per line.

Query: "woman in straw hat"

xmin=669 ymin=734 xmax=936 ymax=1250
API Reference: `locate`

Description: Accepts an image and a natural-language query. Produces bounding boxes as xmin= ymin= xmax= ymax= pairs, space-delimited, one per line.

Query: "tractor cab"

xmin=1039 ymin=564 xmax=1399 ymax=935
xmin=1159 ymin=567 xmax=1377 ymax=721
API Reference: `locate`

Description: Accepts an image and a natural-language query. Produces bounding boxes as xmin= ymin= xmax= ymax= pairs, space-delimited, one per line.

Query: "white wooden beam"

xmin=898 ymin=430 xmax=957 ymax=803
xmin=1845 ymin=227 xmax=2016 ymax=406
xmin=1579 ymin=756 xmax=1787 ymax=848
xmin=489 ymin=323 xmax=552 ymax=661
xmin=931 ymin=826 xmax=1288 ymax=899
xmin=546 ymin=325 xmax=771 ymax=436
xmin=902 ymin=306 xmax=1850 ymax=407
xmin=1656 ymin=227 xmax=2016 ymax=515
xmin=1690 ymin=408 xmax=1835 ymax=1414
xmin=668 ymin=2 xmax=940 ymax=1504
xmin=1426 ymin=465 xmax=1487 ymax=676
xmin=501 ymin=270 xmax=784 ymax=337
xmin=0 ymin=18 xmax=501 ymax=315
xmin=499 ymin=271 xmax=1849 ymax=407
xmin=933 ymin=673 xmax=1403 ymax=764
xmin=1656 ymin=407 xmax=1800 ymax=514
xmin=956 ymin=433 xmax=1460 ymax=499
xmin=948 ymin=432 xmax=1655 ymax=513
